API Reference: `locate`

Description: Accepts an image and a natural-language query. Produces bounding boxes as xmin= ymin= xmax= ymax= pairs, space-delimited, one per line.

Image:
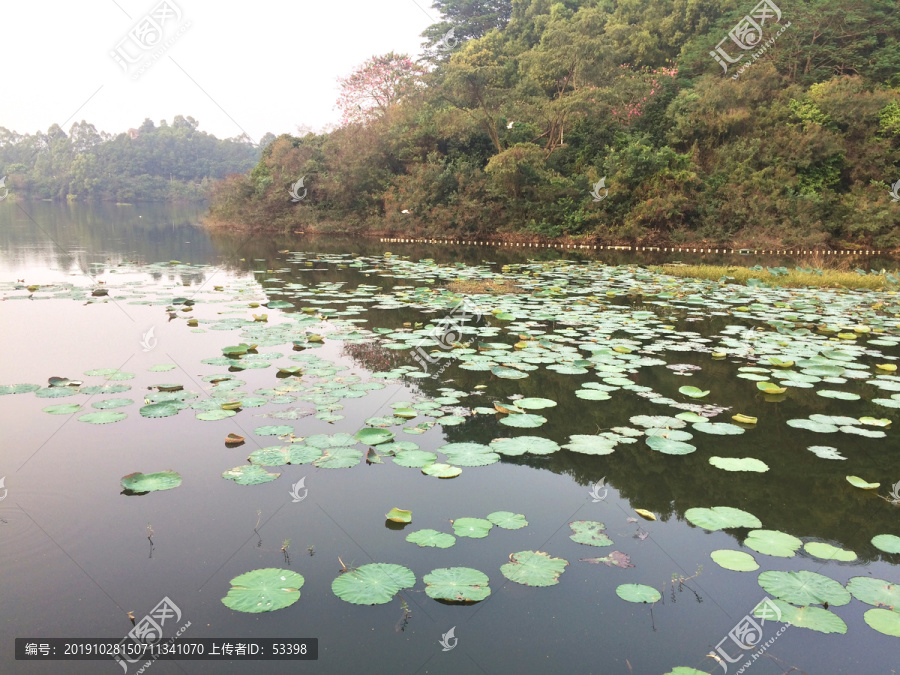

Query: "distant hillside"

xmin=207 ymin=0 xmax=900 ymax=249
xmin=0 ymin=116 xmax=269 ymax=202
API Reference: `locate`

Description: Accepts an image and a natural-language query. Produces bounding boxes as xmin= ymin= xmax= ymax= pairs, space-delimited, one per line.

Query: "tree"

xmin=335 ymin=52 xmax=426 ymax=126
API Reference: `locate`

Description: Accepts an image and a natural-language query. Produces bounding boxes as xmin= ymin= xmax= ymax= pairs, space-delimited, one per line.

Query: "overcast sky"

xmin=1 ymin=0 xmax=436 ymax=141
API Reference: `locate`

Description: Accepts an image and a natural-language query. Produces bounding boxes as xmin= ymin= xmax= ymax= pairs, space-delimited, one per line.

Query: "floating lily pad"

xmin=423 ymin=567 xmax=490 ymax=602
xmin=421 ymin=463 xmax=462 ymax=478
xmin=355 ymin=428 xmax=395 ymax=445
xmin=331 ymin=563 xmax=415 ymax=605
xmin=692 ymin=422 xmax=744 ymax=435
xmin=709 ymin=456 xmax=769 ymax=472
xmin=846 ymin=475 xmax=880 ymax=489
xmin=452 ymin=517 xmax=493 ymax=538
xmin=804 ymin=542 xmax=857 ymax=562
xmin=222 ymin=465 xmax=281 ymax=485
xmin=807 ymin=445 xmax=846 ymax=460
xmin=678 ymin=386 xmax=709 ymax=398
xmin=406 ymin=529 xmax=456 ymax=548
xmin=487 ymin=511 xmax=528 ymax=530
xmin=255 ymin=424 xmax=294 ymax=436
xmin=385 ymin=508 xmax=412 ymax=523
xmin=646 ymin=435 xmax=696 ymax=455
xmin=616 ymin=583 xmax=661 ymax=603
xmin=515 ymin=397 xmax=557 ymax=410
xmin=758 ymin=570 xmax=850 ymax=607
xmin=685 ymin=507 xmax=762 ymax=531
xmin=121 ymin=470 xmax=181 ymax=493
xmin=440 ymin=442 xmax=500 ymax=466
xmin=0 ymin=383 xmax=40 ymax=395
xmin=221 ymin=568 xmax=304 ymax=613
xmin=490 ymin=436 xmax=560 ymax=456
xmin=314 ymin=447 xmax=364 ymax=468
xmin=745 ymin=529 xmax=803 ymax=557
xmin=196 ymin=409 xmax=236 ymax=421
xmin=569 ymin=521 xmax=613 ymax=547
xmin=864 ymin=608 xmax=900 ymax=637
xmin=710 ymin=550 xmax=759 ymax=571
xmin=754 ymin=598 xmax=847 ymax=634
xmin=92 ymin=398 xmax=133 ymax=409
xmin=563 ymin=435 xmax=617 ymax=455
xmin=871 ymin=534 xmax=900 ymax=554
xmin=140 ymin=401 xmax=183 ymax=418
xmin=501 ymin=551 xmax=568 ymax=587
xmin=78 ymin=411 xmax=127 ymax=424
xmin=499 ymin=413 xmax=547 ymax=428
xmin=393 ymin=450 xmax=438 ymax=468
xmin=42 ymin=403 xmax=82 ymax=415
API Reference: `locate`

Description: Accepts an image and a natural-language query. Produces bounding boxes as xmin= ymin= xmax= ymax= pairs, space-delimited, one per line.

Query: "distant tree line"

xmin=0 ymin=115 xmax=270 ymax=202
xmin=208 ymin=0 xmax=900 ymax=248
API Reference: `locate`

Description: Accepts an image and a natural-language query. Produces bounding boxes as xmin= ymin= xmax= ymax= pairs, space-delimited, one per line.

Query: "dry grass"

xmin=445 ymin=279 xmax=522 ymax=294
xmin=649 ymin=264 xmax=898 ymax=291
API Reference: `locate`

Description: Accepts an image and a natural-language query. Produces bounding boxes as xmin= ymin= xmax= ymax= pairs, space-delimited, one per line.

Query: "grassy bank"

xmin=650 ymin=264 xmax=900 ymax=291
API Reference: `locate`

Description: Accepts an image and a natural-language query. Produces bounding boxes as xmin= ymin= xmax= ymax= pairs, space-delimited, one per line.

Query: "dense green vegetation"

xmin=208 ymin=0 xmax=900 ymax=248
xmin=0 ymin=116 xmax=265 ymax=202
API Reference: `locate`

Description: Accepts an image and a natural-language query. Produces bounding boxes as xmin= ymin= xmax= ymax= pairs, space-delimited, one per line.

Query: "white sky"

xmin=1 ymin=0 xmax=437 ymax=141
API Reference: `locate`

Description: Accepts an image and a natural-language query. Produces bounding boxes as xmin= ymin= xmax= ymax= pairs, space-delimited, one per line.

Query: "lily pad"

xmin=563 ymin=435 xmax=617 ymax=455
xmin=393 ymin=450 xmax=438 ymax=468
xmin=758 ymin=570 xmax=851 ymax=607
xmin=385 ymin=508 xmax=412 ymax=523
xmin=222 ymin=465 xmax=281 ymax=485
xmin=423 ymin=567 xmax=491 ymax=602
xmin=569 ymin=521 xmax=613 ymax=547
xmin=807 ymin=445 xmax=846 ymax=460
xmin=314 ymin=447 xmax=364 ymax=468
xmin=847 ymin=577 xmax=900 ymax=610
xmin=140 ymin=401 xmax=183 ymax=418
xmin=804 ymin=542 xmax=857 ymax=562
xmin=121 ymin=470 xmax=182 ymax=493
xmin=709 ymin=456 xmax=769 ymax=472
xmin=710 ymin=550 xmax=759 ymax=572
xmin=615 ymin=583 xmax=661 ymax=604
xmin=491 ymin=436 xmax=560 ymax=456
xmin=871 ymin=534 xmax=900 ymax=554
xmin=452 ymin=517 xmax=493 ymax=538
xmin=678 ymin=386 xmax=709 ymax=398
xmin=406 ymin=529 xmax=456 ymax=548
xmin=499 ymin=413 xmax=547 ymax=428
xmin=685 ymin=506 xmax=762 ymax=531
xmin=646 ymin=435 xmax=696 ymax=455
xmin=78 ymin=411 xmax=127 ymax=424
xmin=331 ymin=563 xmax=415 ymax=605
xmin=863 ymin=608 xmax=900 ymax=637
xmin=846 ymin=475 xmax=880 ymax=489
xmin=515 ymin=397 xmax=557 ymax=410
xmin=500 ymin=551 xmax=568 ymax=587
xmin=421 ymin=463 xmax=462 ymax=478
xmin=744 ymin=529 xmax=803 ymax=557
xmin=42 ymin=403 xmax=82 ymax=415
xmin=754 ymin=598 xmax=847 ymax=634
xmin=487 ymin=511 xmax=528 ymax=530
xmin=221 ymin=568 xmax=304 ymax=613
xmin=355 ymin=428 xmax=395 ymax=445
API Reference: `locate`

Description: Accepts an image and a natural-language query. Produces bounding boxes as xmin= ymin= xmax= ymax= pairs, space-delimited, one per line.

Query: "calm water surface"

xmin=1 ymin=202 xmax=898 ymax=675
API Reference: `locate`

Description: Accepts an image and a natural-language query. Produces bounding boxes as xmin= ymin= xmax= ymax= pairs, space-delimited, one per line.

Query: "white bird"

xmin=401 ymin=209 xmax=410 ymax=214
xmin=506 ymin=121 xmax=515 ymax=129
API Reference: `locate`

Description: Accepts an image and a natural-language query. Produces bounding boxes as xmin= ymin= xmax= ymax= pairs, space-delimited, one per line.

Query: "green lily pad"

xmin=846 ymin=475 xmax=880 ymax=489
xmin=709 ymin=456 xmax=769 ymax=472
xmin=0 ymin=383 xmax=41 ymax=395
xmin=452 ymin=517 xmax=493 ymax=538
xmin=331 ymin=563 xmax=415 ymax=605
xmin=500 ymin=551 xmax=568 ymax=587
xmin=140 ymin=401 xmax=183 ymax=418
xmin=753 ymin=598 xmax=847 ymax=634
xmin=563 ymin=435 xmax=617 ymax=455
xmin=406 ymin=529 xmax=456 ymax=548
xmin=423 ymin=567 xmax=491 ymax=602
xmin=710 ymin=550 xmax=759 ymax=572
xmin=221 ymin=568 xmax=304 ymax=613
xmin=804 ymin=542 xmax=857 ymax=562
xmin=78 ymin=411 xmax=127 ymax=424
xmin=490 ymin=436 xmax=560 ymax=456
xmin=692 ymin=422 xmax=744 ymax=435
xmin=758 ymin=570 xmax=851 ymax=607
xmin=222 ymin=465 xmax=281 ymax=485
xmin=515 ymin=397 xmax=557 ymax=410
xmin=421 ymin=463 xmax=462 ymax=478
xmin=787 ymin=418 xmax=838 ymax=433
xmin=847 ymin=577 xmax=900 ymax=610
xmin=487 ymin=511 xmax=528 ymax=530
xmin=386 ymin=508 xmax=412 ymax=523
xmin=685 ymin=506 xmax=762 ymax=531
xmin=646 ymin=435 xmax=696 ymax=455
xmin=313 ymin=447 xmax=364 ymax=468
xmin=678 ymin=386 xmax=709 ymax=398
xmin=42 ymin=403 xmax=82 ymax=415
xmin=744 ymin=529 xmax=803 ymax=557
xmin=616 ymin=583 xmax=661 ymax=604
xmin=499 ymin=413 xmax=547 ymax=428
xmin=247 ymin=447 xmax=290 ymax=466
xmin=196 ymin=409 xmax=236 ymax=421
xmin=121 ymin=470 xmax=182 ymax=493
xmin=491 ymin=366 xmax=528 ymax=379
xmin=440 ymin=442 xmax=500 ymax=466
xmin=393 ymin=450 xmax=438 ymax=468
xmin=569 ymin=521 xmax=613 ymax=547
xmin=255 ymin=424 xmax=294 ymax=436
xmin=871 ymin=534 xmax=900 ymax=554
xmin=355 ymin=428 xmax=395 ymax=445
xmin=863 ymin=608 xmax=900 ymax=637
xmin=92 ymin=398 xmax=133 ymax=409
xmin=817 ymin=390 xmax=861 ymax=400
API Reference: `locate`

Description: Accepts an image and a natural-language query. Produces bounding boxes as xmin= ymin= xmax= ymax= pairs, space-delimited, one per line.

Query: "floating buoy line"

xmin=377 ymin=238 xmax=884 ymax=256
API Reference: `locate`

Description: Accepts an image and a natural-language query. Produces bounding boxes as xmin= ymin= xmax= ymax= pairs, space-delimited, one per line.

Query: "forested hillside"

xmin=208 ymin=0 xmax=900 ymax=248
xmin=0 ymin=116 xmax=264 ymax=202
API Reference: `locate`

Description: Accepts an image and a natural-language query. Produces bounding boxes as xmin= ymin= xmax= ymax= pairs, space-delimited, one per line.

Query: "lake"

xmin=1 ymin=201 xmax=898 ymax=674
